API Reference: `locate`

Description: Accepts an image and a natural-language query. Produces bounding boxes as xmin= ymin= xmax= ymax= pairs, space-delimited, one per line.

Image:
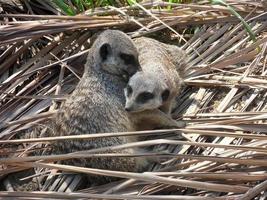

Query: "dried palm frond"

xmin=0 ymin=1 xmax=267 ymax=199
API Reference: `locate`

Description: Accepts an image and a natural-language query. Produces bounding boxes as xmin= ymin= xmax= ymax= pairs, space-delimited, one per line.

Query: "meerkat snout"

xmin=124 ymin=85 xmax=134 ymax=112
xmin=124 ymin=106 xmax=132 ymax=112
xmin=124 ymin=91 xmax=155 ymax=112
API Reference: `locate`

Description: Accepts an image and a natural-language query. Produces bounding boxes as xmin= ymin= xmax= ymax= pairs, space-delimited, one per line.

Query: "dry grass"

xmin=0 ymin=1 xmax=267 ymax=199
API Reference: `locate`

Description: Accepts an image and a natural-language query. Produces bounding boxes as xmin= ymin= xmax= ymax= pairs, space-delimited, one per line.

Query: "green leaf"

xmin=53 ymin=0 xmax=76 ymax=16
xmin=74 ymin=0 xmax=85 ymax=12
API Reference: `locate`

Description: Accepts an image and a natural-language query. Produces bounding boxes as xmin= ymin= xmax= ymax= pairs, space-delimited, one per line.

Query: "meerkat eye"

xmin=119 ymin=53 xmax=136 ymax=65
xmin=161 ymin=89 xmax=170 ymax=102
xmin=100 ymin=43 xmax=112 ymax=61
xmin=126 ymin=85 xmax=133 ymax=96
xmin=137 ymin=92 xmax=154 ymax=103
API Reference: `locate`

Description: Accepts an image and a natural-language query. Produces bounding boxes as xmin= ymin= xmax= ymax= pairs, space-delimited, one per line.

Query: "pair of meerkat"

xmin=50 ymin=30 xmax=185 ymax=185
xmin=124 ymin=37 xmax=187 ymax=128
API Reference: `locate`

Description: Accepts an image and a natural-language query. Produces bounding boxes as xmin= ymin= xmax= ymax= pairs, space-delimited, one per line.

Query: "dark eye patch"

xmin=100 ymin=43 xmax=112 ymax=61
xmin=126 ymin=85 xmax=133 ymax=96
xmin=120 ymin=53 xmax=137 ymax=66
xmin=161 ymin=89 xmax=170 ymax=102
xmin=136 ymin=92 xmax=154 ymax=104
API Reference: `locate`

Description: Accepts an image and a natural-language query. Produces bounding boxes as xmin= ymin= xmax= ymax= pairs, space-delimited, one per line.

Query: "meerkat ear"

xmin=99 ymin=43 xmax=112 ymax=61
xmin=161 ymin=89 xmax=170 ymax=102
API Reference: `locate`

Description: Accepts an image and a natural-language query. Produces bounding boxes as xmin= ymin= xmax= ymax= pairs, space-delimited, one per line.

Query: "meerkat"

xmin=125 ymin=37 xmax=188 ymax=116
xmin=47 ymin=30 xmax=145 ymax=184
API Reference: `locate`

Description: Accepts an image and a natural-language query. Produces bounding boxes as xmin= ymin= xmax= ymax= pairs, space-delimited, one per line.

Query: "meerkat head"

xmin=91 ymin=30 xmax=141 ymax=80
xmin=124 ymin=72 xmax=170 ymax=112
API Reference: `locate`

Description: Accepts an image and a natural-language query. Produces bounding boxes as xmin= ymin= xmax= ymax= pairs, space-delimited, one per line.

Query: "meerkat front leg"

xmin=131 ymin=109 xmax=185 ymax=129
xmin=147 ymin=109 xmax=185 ymax=128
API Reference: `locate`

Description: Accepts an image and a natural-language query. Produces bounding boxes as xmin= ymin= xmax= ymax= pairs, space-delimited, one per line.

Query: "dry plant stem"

xmin=108 ymin=5 xmax=149 ymax=31
xmin=182 ymin=140 xmax=267 ymax=174
xmin=105 ymin=172 xmax=267 ymax=195
xmin=2 ymin=138 xmax=267 ymax=161
xmin=182 ymin=111 xmax=267 ymax=118
xmin=14 ymin=162 xmax=249 ymax=193
xmin=1 ymin=93 xmax=66 ymax=100
xmin=0 ymin=129 xmax=180 ymax=143
xmin=49 ymin=53 xmax=66 ymax=110
xmin=3 ymin=152 xmax=267 ymax=167
xmin=16 ymin=48 xmax=89 ymax=81
xmin=0 ymin=14 xmax=121 ymax=20
xmin=1 ymin=128 xmax=266 ymax=144
xmin=152 ymin=172 xmax=267 ymax=181
xmin=240 ymin=180 xmax=267 ymax=200
xmin=2 ymin=138 xmax=267 ymax=162
xmin=0 ymin=34 xmax=85 ymax=89
xmin=131 ymin=1 xmax=201 ymax=56
xmin=0 ymin=111 xmax=57 ymax=129
xmin=104 ymin=179 xmax=135 ymax=194
xmin=0 ymin=191 xmax=226 ymax=200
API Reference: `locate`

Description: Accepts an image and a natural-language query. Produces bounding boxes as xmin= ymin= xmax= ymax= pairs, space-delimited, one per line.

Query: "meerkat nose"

xmin=125 ymin=106 xmax=131 ymax=112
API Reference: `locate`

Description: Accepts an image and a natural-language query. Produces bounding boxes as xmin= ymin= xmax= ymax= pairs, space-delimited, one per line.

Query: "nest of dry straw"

xmin=0 ymin=1 xmax=267 ymax=199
